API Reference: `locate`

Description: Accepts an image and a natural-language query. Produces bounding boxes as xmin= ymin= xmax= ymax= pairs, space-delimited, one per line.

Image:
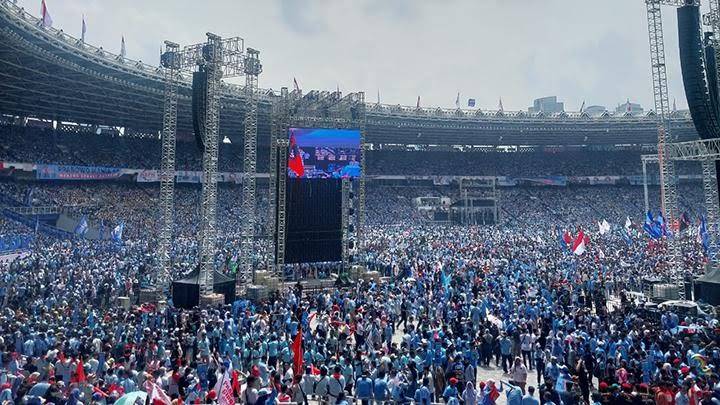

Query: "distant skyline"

xmin=17 ymin=0 xmax=703 ymax=111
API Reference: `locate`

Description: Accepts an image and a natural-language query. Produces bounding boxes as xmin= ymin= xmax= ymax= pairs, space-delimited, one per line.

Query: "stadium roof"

xmin=0 ymin=0 xmax=700 ymax=147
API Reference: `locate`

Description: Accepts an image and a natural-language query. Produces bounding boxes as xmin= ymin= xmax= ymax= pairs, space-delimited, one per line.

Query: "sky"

xmin=19 ymin=0 xmax=701 ymax=111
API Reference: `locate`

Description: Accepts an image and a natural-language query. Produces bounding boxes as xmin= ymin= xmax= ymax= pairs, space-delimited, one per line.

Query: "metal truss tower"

xmin=239 ymin=48 xmax=262 ymax=285
xmin=157 ymin=41 xmax=181 ymax=289
xmin=275 ymin=139 xmax=289 ymax=272
xmin=646 ymin=0 xmax=684 ymax=297
xmin=341 ymin=178 xmax=351 ymax=269
xmin=267 ymin=88 xmax=289 ymax=272
xmin=357 ymin=92 xmax=368 ymax=252
xmin=197 ymin=34 xmax=224 ymax=295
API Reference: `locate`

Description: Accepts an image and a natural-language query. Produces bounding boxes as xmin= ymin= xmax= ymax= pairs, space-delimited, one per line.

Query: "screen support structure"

xmin=238 ymin=48 xmax=262 ymax=287
xmin=157 ymin=40 xmax=180 ymax=289
xmin=267 ymin=88 xmax=289 ymax=271
xmin=270 ymin=89 xmax=367 ymax=274
xmin=156 ymin=34 xmax=246 ymax=296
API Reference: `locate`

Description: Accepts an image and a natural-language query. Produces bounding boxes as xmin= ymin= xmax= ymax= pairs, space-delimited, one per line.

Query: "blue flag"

xmin=111 ymin=221 xmax=125 ymax=243
xmin=74 ymin=216 xmax=88 ymax=237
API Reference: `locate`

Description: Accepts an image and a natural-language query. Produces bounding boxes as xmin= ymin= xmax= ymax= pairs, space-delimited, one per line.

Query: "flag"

xmin=673 ymin=98 xmax=677 ymax=112
xmin=572 ymin=230 xmax=586 ymax=255
xmin=416 ymin=96 xmax=421 ymax=109
xmin=288 ymin=131 xmax=305 ymax=177
xmin=468 ymin=98 xmax=476 ymax=107
xmin=111 ymin=221 xmax=124 ymax=242
xmin=498 ymin=97 xmax=504 ymax=112
xmin=556 ymin=226 xmax=567 ymax=250
xmin=580 ymin=100 xmax=585 ymax=113
xmin=40 ymin=0 xmax=52 ymax=28
xmin=643 ymin=210 xmax=662 ymax=239
xmin=75 ymin=359 xmax=86 ymax=383
xmin=377 ymin=89 xmax=380 ymax=104
xmin=81 ymin=14 xmax=87 ymax=43
xmin=149 ymin=382 xmax=172 ymax=405
xmin=212 ymin=369 xmax=234 ymax=405
xmin=562 ymin=230 xmax=573 ymax=246
xmin=597 ymin=220 xmax=610 ymax=235
xmin=620 ymin=228 xmax=633 ymax=246
xmin=74 ymin=216 xmax=88 ymax=237
xmin=291 ymin=327 xmax=303 ymax=375
xmin=120 ymin=36 xmax=126 ymax=59
xmin=98 ymin=219 xmax=105 ymax=239
xmin=698 ymin=216 xmax=709 ymax=252
xmin=34 ymin=217 xmax=39 ymax=235
xmin=624 ymin=216 xmax=632 ymax=231
xmin=455 ymin=92 xmax=460 ymax=108
xmin=293 ymin=77 xmax=300 ymax=91
xmin=626 ymin=98 xmax=631 ymax=113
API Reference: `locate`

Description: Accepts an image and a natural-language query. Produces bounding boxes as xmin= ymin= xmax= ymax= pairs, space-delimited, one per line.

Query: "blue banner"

xmin=36 ymin=164 xmax=123 ymax=180
xmin=0 ymin=235 xmax=33 ymax=253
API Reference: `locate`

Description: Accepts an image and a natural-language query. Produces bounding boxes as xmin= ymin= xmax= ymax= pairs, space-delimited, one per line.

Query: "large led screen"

xmin=288 ymin=128 xmax=361 ymax=179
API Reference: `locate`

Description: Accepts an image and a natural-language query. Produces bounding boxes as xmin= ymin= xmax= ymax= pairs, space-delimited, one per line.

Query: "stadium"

xmin=2 ymin=0 xmax=720 ymax=404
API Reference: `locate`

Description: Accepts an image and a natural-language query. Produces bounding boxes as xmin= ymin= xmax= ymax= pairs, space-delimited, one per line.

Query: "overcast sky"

xmin=19 ymin=0 xmax=701 ymax=111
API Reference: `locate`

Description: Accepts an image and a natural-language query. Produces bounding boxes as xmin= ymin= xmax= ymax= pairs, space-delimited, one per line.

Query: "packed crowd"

xmin=0 ymin=124 xmax=703 ymax=177
xmin=0 ymin=126 xmax=718 ymax=403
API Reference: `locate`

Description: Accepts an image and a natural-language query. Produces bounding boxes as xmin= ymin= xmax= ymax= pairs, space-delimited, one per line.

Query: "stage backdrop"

xmin=284 ymin=178 xmax=343 ymax=264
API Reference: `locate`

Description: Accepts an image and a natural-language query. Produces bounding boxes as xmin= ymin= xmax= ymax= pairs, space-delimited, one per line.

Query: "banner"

xmin=36 ymin=164 xmax=123 ymax=180
xmin=176 ymin=170 xmax=203 ymax=183
xmin=515 ymin=176 xmax=567 ymax=186
xmin=136 ymin=170 xmax=160 ymax=183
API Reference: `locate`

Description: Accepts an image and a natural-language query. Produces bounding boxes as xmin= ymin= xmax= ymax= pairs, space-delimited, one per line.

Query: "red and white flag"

xmin=572 ymin=230 xmax=587 ymax=255
xmin=213 ymin=370 xmax=234 ymax=405
xmin=149 ymin=382 xmax=172 ymax=405
xmin=40 ymin=0 xmax=53 ymax=28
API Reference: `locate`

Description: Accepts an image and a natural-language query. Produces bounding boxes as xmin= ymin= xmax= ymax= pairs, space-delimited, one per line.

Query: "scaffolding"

xmin=269 ymin=90 xmax=366 ymax=274
xmin=238 ymin=48 xmax=262 ymax=286
xmin=157 ymin=41 xmax=180 ymax=289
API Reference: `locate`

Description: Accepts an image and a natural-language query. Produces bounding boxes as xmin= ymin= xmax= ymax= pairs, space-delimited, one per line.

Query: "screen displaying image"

xmin=288 ymin=128 xmax=361 ymax=179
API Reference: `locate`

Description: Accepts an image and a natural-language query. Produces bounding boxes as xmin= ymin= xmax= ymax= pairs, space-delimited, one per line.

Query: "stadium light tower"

xmin=239 ymin=48 xmax=262 ymax=286
xmin=156 ymin=33 xmax=246 ymax=298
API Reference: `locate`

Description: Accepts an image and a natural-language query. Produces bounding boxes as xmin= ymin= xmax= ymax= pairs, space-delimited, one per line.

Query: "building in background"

xmin=584 ymin=105 xmax=607 ymax=116
xmin=528 ymin=96 xmax=564 ymax=114
xmin=615 ymin=100 xmax=644 ymax=115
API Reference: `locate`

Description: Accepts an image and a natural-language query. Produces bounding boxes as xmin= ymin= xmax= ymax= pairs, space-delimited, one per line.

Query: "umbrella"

xmin=113 ymin=391 xmax=147 ymax=405
xmin=26 ymin=383 xmax=50 ymax=398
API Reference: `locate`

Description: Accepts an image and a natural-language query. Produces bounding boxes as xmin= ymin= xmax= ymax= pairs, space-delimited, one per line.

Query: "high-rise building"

xmin=528 ymin=96 xmax=564 ymax=114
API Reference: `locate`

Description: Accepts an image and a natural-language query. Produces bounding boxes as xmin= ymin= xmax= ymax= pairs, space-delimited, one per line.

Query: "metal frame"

xmin=341 ymin=177 xmax=350 ymax=270
xmin=239 ymin=48 xmax=262 ymax=286
xmin=645 ymin=0 xmax=688 ymax=298
xmin=267 ymin=88 xmax=289 ymax=272
xmin=157 ymin=41 xmax=180 ymax=288
xmin=275 ymin=139 xmax=289 ymax=272
xmin=641 ymin=136 xmax=720 ymax=267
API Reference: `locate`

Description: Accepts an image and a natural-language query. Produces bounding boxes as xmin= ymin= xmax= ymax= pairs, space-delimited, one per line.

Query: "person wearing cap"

xmin=443 ymin=377 xmax=459 ymax=403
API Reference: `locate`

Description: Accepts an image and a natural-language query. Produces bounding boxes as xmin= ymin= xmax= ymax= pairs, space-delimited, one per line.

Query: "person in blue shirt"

xmin=355 ymin=371 xmax=374 ymax=405
xmin=521 ymin=385 xmax=540 ymax=405
xmin=373 ymin=371 xmax=389 ymax=403
xmin=414 ymin=378 xmax=432 ymax=405
xmin=442 ymin=377 xmax=459 ymax=403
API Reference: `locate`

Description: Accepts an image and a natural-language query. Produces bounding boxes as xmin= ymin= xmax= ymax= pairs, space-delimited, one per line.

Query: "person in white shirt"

xmin=520 ymin=331 xmax=535 ymax=370
xmin=510 ymin=356 xmax=528 ymax=394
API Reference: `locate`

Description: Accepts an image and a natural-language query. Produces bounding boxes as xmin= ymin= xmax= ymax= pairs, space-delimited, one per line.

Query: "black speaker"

xmin=678 ymin=5 xmax=720 ymax=139
xmin=192 ymin=69 xmax=208 ymax=152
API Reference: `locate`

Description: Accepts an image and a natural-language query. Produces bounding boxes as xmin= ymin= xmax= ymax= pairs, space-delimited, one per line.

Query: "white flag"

xmin=40 ymin=0 xmax=52 ymax=28
xmin=625 ymin=216 xmax=632 ymax=231
xmin=120 ymin=36 xmax=126 ymax=59
xmin=81 ymin=15 xmax=87 ymax=43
